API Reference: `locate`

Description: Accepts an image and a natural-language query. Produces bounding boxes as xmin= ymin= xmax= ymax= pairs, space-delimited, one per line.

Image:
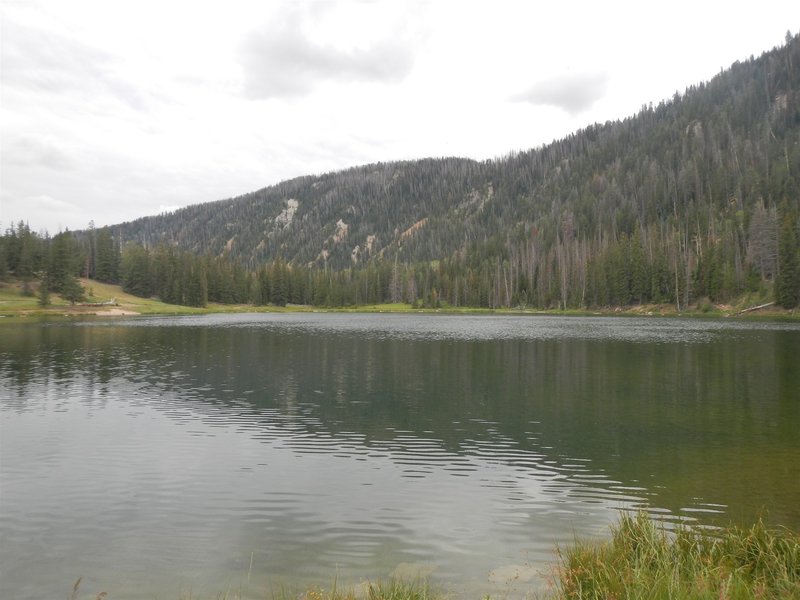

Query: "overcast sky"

xmin=1 ymin=0 xmax=797 ymax=234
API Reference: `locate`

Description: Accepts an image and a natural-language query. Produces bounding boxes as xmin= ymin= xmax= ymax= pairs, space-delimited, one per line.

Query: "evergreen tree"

xmin=16 ymin=225 xmax=36 ymax=281
xmin=629 ymin=230 xmax=648 ymax=303
xmin=60 ymin=275 xmax=86 ymax=304
xmin=270 ymin=260 xmax=288 ymax=306
xmin=121 ymin=245 xmax=152 ymax=297
xmin=37 ymin=273 xmax=51 ymax=307
xmin=776 ymin=211 xmax=800 ymax=308
xmin=85 ymin=220 xmax=96 ymax=278
xmin=94 ymin=230 xmax=120 ymax=283
xmin=183 ymin=257 xmax=207 ymax=307
xmin=0 ymin=241 xmax=7 ymax=281
xmin=48 ymin=231 xmax=82 ymax=292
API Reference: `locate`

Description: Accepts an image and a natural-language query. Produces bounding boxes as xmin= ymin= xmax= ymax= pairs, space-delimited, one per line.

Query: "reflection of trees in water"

xmin=1 ymin=320 xmax=798 ymax=526
xmin=0 ymin=322 xmax=136 ymax=393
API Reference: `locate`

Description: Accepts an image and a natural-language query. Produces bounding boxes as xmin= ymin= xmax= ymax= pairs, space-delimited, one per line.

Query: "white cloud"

xmin=511 ymin=72 xmax=609 ymax=116
xmin=0 ymin=192 xmax=81 ymax=233
xmin=28 ymin=194 xmax=79 ymax=212
xmin=2 ymin=135 xmax=74 ymax=170
xmin=240 ymin=6 xmax=417 ymax=98
xmin=0 ymin=16 xmax=150 ymax=113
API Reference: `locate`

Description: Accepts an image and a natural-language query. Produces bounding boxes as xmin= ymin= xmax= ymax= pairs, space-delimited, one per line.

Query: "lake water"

xmin=1 ymin=313 xmax=799 ymax=599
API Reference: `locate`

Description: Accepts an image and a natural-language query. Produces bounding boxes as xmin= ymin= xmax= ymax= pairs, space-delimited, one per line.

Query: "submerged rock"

xmin=487 ymin=563 xmax=539 ymax=584
xmin=390 ymin=562 xmax=436 ymax=579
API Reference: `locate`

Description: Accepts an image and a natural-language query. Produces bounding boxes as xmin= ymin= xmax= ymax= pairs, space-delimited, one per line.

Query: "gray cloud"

xmin=511 ymin=72 xmax=609 ymax=115
xmin=240 ymin=10 xmax=415 ymax=98
xmin=0 ymin=17 xmax=149 ymax=111
xmin=3 ymin=135 xmax=74 ymax=170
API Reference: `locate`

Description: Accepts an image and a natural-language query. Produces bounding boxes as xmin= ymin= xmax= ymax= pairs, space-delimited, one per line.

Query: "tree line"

xmin=2 ymin=214 xmax=797 ymax=309
xmin=0 ymin=221 xmax=120 ymax=305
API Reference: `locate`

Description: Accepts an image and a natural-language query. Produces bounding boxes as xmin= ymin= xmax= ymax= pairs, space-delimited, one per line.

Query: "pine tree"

xmin=270 ymin=260 xmax=288 ymax=306
xmin=94 ymin=230 xmax=120 ymax=283
xmin=0 ymin=242 xmax=7 ymax=281
xmin=48 ymin=231 xmax=79 ymax=292
xmin=60 ymin=275 xmax=86 ymax=305
xmin=16 ymin=226 xmax=36 ymax=281
xmin=121 ymin=245 xmax=152 ymax=297
xmin=37 ymin=273 xmax=51 ymax=307
xmin=776 ymin=211 xmax=799 ymax=308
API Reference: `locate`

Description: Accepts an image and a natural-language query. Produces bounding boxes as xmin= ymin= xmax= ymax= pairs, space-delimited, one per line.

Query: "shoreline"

xmin=63 ymin=515 xmax=800 ymax=600
xmin=1 ymin=278 xmax=797 ymax=321
xmin=3 ymin=301 xmax=797 ymax=323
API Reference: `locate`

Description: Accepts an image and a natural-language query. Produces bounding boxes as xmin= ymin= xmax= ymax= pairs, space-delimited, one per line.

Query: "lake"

xmin=1 ymin=313 xmax=798 ymax=599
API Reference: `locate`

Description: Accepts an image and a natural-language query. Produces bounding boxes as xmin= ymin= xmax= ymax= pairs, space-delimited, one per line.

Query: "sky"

xmin=1 ymin=0 xmax=797 ymax=234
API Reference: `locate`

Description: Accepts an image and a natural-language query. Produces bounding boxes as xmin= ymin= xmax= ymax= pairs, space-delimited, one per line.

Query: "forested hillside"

xmin=3 ymin=33 xmax=799 ymax=310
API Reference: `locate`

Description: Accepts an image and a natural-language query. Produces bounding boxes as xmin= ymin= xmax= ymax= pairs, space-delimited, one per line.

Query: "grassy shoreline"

xmin=1 ymin=279 xmax=797 ymax=321
xmin=120 ymin=515 xmax=795 ymax=600
xmin=554 ymin=514 xmax=800 ymax=599
xmin=288 ymin=517 xmax=800 ymax=600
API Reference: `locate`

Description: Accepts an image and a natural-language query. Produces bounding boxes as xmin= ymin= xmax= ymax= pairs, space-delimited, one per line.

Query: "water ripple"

xmin=2 ymin=315 xmax=798 ymax=600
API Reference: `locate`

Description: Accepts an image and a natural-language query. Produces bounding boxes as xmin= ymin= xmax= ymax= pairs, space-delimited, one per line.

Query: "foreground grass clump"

xmin=555 ymin=513 xmax=800 ymax=599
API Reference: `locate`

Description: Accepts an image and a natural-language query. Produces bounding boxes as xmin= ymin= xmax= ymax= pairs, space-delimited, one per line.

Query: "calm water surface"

xmin=1 ymin=314 xmax=798 ymax=599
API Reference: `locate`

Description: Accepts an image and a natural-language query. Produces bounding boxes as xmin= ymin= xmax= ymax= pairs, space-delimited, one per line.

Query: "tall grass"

xmin=554 ymin=513 xmax=800 ymax=599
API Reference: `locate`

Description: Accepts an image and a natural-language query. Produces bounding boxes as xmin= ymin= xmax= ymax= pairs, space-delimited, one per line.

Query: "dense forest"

xmin=2 ymin=33 xmax=799 ymax=310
